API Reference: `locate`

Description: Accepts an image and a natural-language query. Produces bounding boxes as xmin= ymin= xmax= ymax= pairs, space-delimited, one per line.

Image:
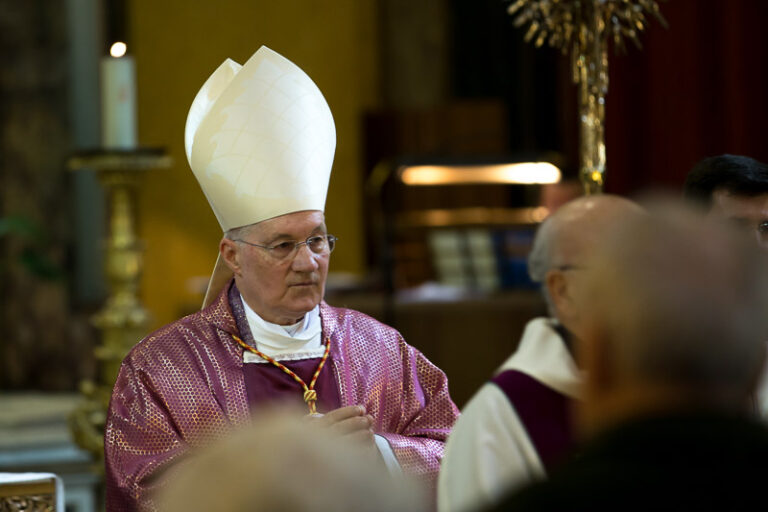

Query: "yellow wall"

xmin=130 ymin=0 xmax=381 ymax=328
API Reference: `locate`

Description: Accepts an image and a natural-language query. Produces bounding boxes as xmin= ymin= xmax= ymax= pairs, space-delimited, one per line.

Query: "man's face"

xmin=227 ymin=210 xmax=330 ymax=325
xmin=710 ymin=189 xmax=768 ymax=250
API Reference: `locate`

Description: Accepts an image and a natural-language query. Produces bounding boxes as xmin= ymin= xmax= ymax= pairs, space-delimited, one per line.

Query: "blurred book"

xmin=493 ymin=229 xmax=537 ymax=289
xmin=426 ymin=227 xmax=539 ymax=292
xmin=466 ymin=229 xmax=500 ymax=292
xmin=428 ymin=230 xmax=470 ymax=288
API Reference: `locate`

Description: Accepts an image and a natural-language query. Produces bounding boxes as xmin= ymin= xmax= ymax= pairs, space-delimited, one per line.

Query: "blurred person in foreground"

xmin=438 ymin=195 xmax=644 ymax=512
xmin=104 ymin=46 xmax=458 ymax=511
xmin=158 ymin=407 xmax=426 ymax=512
xmin=684 ymin=154 xmax=768 ymax=416
xmin=491 ymin=204 xmax=768 ymax=511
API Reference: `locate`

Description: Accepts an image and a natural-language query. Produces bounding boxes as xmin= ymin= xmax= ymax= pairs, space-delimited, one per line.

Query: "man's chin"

xmin=284 ymin=294 xmax=322 ymax=314
xmin=287 ymin=283 xmax=323 ymax=298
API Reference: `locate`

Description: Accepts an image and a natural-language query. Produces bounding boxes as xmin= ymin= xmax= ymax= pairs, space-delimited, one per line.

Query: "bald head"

xmin=581 ymin=206 xmax=768 ymax=430
xmin=529 ymin=195 xmax=644 ymax=282
xmin=528 ymin=195 xmax=644 ymax=326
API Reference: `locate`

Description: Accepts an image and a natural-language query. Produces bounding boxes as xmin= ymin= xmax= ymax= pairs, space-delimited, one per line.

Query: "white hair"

xmin=224 ymin=223 xmax=257 ymax=241
xmin=527 ymin=216 xmax=557 ymax=314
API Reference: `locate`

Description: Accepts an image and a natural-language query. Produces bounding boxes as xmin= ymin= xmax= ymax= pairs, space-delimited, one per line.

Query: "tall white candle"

xmin=100 ymin=42 xmax=137 ymax=149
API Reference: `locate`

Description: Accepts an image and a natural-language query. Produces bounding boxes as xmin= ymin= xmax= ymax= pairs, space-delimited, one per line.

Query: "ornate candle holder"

xmin=508 ymin=0 xmax=667 ymax=194
xmin=67 ymin=149 xmax=171 ymax=462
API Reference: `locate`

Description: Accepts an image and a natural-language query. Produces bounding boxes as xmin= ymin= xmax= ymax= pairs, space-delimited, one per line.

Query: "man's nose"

xmin=291 ymin=244 xmax=320 ymax=271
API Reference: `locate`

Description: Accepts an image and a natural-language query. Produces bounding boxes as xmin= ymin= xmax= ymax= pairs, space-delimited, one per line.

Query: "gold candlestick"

xmin=508 ymin=0 xmax=667 ymax=194
xmin=67 ymin=149 xmax=171 ymax=462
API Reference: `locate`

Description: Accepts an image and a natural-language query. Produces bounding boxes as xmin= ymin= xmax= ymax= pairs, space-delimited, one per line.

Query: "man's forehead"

xmin=710 ymin=189 xmax=768 ymax=220
xmin=251 ymin=210 xmax=326 ymax=237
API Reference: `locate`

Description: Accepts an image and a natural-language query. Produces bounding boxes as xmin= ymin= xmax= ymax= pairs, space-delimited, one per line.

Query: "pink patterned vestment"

xmin=104 ymin=280 xmax=459 ymax=511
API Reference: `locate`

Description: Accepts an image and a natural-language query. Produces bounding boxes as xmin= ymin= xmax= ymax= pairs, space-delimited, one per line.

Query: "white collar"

xmin=498 ymin=317 xmax=583 ymax=399
xmin=240 ymin=294 xmax=322 ymax=355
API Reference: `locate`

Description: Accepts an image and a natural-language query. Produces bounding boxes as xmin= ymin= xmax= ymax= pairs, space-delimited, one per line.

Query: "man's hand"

xmin=313 ymin=405 xmax=374 ymax=442
xmin=308 ymin=405 xmax=381 ymax=462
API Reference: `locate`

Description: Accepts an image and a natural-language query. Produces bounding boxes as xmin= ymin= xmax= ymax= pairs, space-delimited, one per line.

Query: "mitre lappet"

xmin=184 ymin=46 xmax=336 ymax=307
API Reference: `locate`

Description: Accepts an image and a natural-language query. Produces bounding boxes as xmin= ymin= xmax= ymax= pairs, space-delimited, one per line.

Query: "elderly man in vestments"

xmin=104 ymin=46 xmax=459 ymax=511
xmin=438 ymin=195 xmax=643 ymax=512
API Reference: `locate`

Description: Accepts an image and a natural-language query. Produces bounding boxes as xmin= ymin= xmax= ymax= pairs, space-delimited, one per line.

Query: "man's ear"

xmin=546 ymin=270 xmax=573 ymax=321
xmin=220 ymin=238 xmax=241 ymax=275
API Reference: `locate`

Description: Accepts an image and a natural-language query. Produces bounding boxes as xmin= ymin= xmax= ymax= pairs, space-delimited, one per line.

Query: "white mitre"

xmin=185 ymin=46 xmax=336 ymax=307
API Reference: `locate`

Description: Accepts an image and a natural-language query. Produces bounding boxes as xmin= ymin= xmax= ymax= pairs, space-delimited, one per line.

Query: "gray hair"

xmin=224 ymin=223 xmax=257 ymax=241
xmin=224 ymin=214 xmax=328 ymax=242
xmin=527 ymin=216 xmax=557 ymax=314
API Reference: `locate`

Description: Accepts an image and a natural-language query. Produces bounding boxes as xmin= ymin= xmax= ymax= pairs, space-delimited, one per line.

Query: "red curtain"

xmin=604 ymin=0 xmax=768 ymax=195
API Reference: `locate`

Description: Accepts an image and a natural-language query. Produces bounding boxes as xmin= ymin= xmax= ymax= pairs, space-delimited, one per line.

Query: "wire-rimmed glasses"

xmin=233 ymin=234 xmax=337 ymax=261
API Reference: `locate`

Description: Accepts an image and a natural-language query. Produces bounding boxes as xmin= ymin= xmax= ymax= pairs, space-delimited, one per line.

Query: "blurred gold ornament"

xmin=508 ymin=0 xmax=667 ymax=194
xmin=67 ymin=149 xmax=171 ymax=466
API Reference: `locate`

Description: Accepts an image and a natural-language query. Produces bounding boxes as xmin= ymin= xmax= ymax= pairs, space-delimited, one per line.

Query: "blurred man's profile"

xmin=683 ymin=154 xmax=768 ymax=417
xmin=438 ymin=195 xmax=643 ymax=512
xmin=491 ymin=204 xmax=768 ymax=511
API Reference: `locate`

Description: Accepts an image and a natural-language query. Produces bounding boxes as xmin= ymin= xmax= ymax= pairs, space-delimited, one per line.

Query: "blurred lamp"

xmin=110 ymin=41 xmax=127 ymax=58
xmin=398 ymin=162 xmax=561 ymax=186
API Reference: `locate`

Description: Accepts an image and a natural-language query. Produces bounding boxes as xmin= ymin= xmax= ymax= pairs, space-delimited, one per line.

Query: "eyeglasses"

xmin=233 ymin=234 xmax=337 ymax=261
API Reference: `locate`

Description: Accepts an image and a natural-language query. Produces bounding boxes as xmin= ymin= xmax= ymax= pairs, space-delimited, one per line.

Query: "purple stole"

xmin=229 ymin=285 xmax=342 ymax=413
xmin=491 ymin=369 xmax=574 ymax=473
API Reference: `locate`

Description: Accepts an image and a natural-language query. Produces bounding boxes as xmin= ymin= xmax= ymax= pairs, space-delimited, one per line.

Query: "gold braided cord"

xmin=232 ymin=334 xmax=331 ymax=415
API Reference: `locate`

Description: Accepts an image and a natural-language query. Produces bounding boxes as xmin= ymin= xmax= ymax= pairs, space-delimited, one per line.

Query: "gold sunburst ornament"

xmin=508 ymin=0 xmax=667 ymax=194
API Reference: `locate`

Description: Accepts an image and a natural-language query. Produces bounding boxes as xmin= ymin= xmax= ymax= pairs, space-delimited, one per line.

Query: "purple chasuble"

xmin=228 ymin=285 xmax=342 ymax=413
xmin=242 ymin=359 xmax=341 ymax=413
xmin=491 ymin=369 xmax=574 ymax=473
xmin=104 ymin=277 xmax=458 ymax=511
